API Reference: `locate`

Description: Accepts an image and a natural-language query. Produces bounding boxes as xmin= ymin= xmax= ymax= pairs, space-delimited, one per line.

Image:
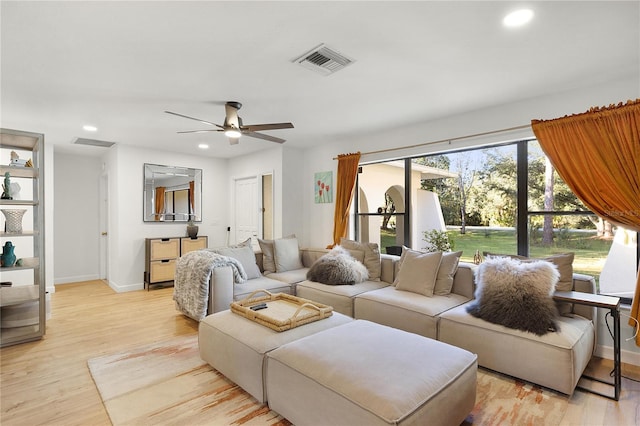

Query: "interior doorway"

xmin=99 ymin=171 xmax=109 ymax=281
xmin=233 ymin=172 xmax=274 ymax=248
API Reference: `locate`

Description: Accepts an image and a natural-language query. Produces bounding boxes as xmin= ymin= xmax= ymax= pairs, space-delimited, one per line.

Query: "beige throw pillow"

xmin=274 ymin=237 xmax=304 ymax=272
xmin=340 ymin=238 xmax=381 ymax=281
xmin=394 ymin=249 xmax=443 ymax=296
xmin=215 ymin=244 xmax=261 ymax=280
xmin=433 ymin=251 xmax=463 ymax=295
xmin=258 ymin=234 xmax=295 ymax=274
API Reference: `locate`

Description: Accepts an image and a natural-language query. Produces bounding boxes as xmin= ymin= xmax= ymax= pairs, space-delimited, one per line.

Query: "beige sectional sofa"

xmin=193 ymin=240 xmax=597 ymax=395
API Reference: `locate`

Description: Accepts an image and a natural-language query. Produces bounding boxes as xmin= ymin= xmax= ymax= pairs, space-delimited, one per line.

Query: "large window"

xmin=355 ymin=139 xmax=637 ymax=301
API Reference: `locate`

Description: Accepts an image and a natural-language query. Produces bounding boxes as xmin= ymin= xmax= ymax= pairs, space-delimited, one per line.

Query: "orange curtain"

xmin=330 ymin=152 xmax=361 ymax=247
xmin=531 ymin=99 xmax=640 ymax=345
xmin=154 ymin=186 xmax=166 ymax=221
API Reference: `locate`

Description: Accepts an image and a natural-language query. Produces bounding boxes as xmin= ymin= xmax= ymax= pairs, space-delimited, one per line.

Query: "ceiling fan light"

xmin=224 ymin=129 xmax=242 ymax=138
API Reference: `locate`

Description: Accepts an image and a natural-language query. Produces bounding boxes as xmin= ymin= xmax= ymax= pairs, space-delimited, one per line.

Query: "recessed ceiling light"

xmin=503 ymin=9 xmax=534 ymax=27
xmin=198 ymin=143 xmax=209 ymax=149
xmin=83 ymin=125 xmax=98 ymax=132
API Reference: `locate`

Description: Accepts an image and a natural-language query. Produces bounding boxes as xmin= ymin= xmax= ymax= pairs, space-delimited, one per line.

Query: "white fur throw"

xmin=466 ymin=256 xmax=560 ymax=335
xmin=306 ymin=245 xmax=369 ymax=285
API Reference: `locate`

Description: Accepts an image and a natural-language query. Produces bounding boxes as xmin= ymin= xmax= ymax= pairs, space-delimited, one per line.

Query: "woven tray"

xmin=231 ymin=290 xmax=333 ymax=332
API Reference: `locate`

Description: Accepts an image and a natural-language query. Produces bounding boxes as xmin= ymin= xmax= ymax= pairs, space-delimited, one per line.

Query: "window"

xmin=355 ymin=139 xmax=637 ymax=301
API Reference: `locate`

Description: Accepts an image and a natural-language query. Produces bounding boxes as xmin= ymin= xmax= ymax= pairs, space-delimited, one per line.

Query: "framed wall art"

xmin=314 ymin=171 xmax=333 ymax=203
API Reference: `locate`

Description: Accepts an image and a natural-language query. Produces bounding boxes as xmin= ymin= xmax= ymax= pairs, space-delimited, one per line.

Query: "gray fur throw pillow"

xmin=306 ymin=245 xmax=369 ymax=285
xmin=466 ymin=256 xmax=560 ymax=335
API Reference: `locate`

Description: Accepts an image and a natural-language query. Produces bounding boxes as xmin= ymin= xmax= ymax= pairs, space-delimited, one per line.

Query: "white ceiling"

xmin=1 ymin=1 xmax=638 ymax=159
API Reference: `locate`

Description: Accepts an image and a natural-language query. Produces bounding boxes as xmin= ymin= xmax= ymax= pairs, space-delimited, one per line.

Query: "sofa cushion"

xmin=393 ymin=249 xmax=442 ymax=296
xmin=466 ymin=256 xmax=560 ymax=335
xmin=439 ymin=303 xmax=595 ymax=395
xmin=340 ymin=238 xmax=381 ymax=281
xmin=274 ymin=237 xmax=304 ymax=272
xmin=215 ymin=241 xmax=262 ymax=280
xmin=434 ymin=251 xmax=463 ymax=296
xmin=354 ymin=286 xmax=470 ymax=338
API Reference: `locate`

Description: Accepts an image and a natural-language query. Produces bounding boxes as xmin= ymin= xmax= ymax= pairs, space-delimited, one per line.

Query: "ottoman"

xmin=265 ymin=320 xmax=478 ymax=426
xmin=198 ymin=309 xmax=353 ymax=402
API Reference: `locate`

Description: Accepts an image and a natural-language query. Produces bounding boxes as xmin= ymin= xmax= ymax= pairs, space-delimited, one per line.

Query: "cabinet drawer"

xmin=181 ymin=237 xmax=207 ymax=254
xmin=149 ymin=259 xmax=176 ymax=283
xmin=149 ymin=238 xmax=180 ymax=261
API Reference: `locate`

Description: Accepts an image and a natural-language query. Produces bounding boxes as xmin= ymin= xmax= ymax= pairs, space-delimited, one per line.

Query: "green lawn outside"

xmin=379 ymin=228 xmax=612 ymax=280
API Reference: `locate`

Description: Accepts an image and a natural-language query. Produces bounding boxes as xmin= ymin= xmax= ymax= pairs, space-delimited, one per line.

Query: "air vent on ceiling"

xmin=293 ymin=43 xmax=354 ymax=76
xmin=72 ymin=137 xmax=116 ymax=148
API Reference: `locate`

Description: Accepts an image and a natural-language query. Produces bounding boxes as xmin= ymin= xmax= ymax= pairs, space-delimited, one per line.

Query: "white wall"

xmin=102 ymin=144 xmax=228 ymax=292
xmin=53 ymin=152 xmax=102 ymax=284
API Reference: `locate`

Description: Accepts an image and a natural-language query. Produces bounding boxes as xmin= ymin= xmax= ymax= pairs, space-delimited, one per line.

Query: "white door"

xmin=234 ymin=177 xmax=259 ymax=246
xmin=99 ymin=172 xmax=109 ymax=281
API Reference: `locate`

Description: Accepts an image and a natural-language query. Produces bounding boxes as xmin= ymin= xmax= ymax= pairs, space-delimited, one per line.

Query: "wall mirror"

xmin=143 ymin=163 xmax=202 ymax=222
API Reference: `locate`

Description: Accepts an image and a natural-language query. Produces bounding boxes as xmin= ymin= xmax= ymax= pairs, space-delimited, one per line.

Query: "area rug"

xmin=88 ymin=335 xmax=570 ymax=425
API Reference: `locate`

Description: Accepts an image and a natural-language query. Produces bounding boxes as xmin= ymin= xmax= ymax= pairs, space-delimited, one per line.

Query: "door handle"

xmin=101 ymin=232 xmax=108 ymax=236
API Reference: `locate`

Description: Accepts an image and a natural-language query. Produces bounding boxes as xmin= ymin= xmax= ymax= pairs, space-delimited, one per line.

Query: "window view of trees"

xmin=357 ymin=139 xmax=624 ymax=291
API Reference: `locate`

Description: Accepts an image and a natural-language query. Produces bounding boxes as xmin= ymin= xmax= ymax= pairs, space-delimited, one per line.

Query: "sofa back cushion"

xmin=340 ymin=238 xmax=381 ymax=281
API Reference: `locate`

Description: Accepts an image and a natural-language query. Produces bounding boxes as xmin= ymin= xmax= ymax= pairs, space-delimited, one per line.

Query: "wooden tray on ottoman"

xmin=231 ymin=290 xmax=333 ymax=332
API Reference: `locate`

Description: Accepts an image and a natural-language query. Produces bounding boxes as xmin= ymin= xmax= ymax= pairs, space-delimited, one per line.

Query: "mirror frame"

xmin=143 ymin=163 xmax=202 ymax=223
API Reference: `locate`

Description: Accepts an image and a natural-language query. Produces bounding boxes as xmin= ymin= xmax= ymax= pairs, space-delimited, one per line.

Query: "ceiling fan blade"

xmin=242 ymin=122 xmax=294 ymax=132
xmin=243 ymin=131 xmax=286 ymax=144
xmin=176 ymin=129 xmax=221 ymax=134
xmin=165 ymin=111 xmax=223 ymax=128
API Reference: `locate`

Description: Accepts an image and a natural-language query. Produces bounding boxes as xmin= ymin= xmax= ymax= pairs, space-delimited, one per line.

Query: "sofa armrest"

xmin=380 ymin=253 xmax=400 ymax=284
xmin=208 ymin=266 xmax=236 ymax=314
xmin=571 ymin=273 xmax=597 ymax=321
xmin=451 ymin=262 xmax=477 ymax=299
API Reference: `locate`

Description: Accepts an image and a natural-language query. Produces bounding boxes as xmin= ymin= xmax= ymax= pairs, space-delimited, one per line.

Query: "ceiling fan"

xmin=165 ymin=101 xmax=294 ymax=145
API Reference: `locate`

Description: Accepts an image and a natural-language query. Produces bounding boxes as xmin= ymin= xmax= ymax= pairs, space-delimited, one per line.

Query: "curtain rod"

xmin=333 ymin=123 xmax=531 ymax=160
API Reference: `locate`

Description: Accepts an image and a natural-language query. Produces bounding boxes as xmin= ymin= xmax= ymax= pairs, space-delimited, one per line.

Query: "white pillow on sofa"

xmin=258 ymin=234 xmax=296 ymax=274
xmin=274 ymin=237 xmax=304 ymax=272
xmin=215 ymin=239 xmax=261 ymax=280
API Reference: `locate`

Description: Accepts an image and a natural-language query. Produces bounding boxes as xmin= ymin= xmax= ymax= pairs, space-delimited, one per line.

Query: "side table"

xmin=553 ymin=291 xmax=621 ymax=400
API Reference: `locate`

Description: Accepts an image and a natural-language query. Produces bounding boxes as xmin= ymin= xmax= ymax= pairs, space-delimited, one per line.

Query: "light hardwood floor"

xmin=1 ymin=280 xmax=639 ymax=425
xmin=1 ymin=281 xmax=197 ymax=425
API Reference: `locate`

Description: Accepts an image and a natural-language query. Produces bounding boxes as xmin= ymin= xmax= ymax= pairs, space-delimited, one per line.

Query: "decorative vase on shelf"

xmin=1 ymin=209 xmax=26 ymax=233
xmin=1 ymin=241 xmax=16 ymax=267
xmin=186 ymin=221 xmax=199 ymax=239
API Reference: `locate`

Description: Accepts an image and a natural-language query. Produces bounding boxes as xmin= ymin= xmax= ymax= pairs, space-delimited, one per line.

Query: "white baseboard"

xmin=107 ymin=280 xmax=144 ymax=293
xmin=54 ymin=274 xmax=100 ymax=285
xmin=595 ymin=344 xmax=640 ymax=367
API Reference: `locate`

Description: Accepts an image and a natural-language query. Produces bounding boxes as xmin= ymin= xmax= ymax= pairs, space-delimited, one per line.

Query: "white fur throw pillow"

xmin=466 ymin=256 xmax=560 ymax=335
xmin=306 ymin=246 xmax=369 ymax=285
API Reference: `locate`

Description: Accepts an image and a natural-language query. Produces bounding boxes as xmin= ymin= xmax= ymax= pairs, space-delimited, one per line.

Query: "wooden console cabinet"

xmin=144 ymin=236 xmax=207 ymax=289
